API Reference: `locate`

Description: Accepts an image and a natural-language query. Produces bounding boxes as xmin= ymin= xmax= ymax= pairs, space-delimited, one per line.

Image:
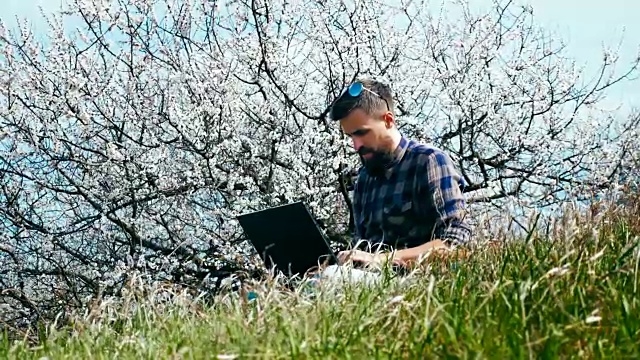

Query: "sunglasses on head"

xmin=330 ymin=82 xmax=391 ymax=119
xmin=344 ymin=82 xmax=390 ymax=111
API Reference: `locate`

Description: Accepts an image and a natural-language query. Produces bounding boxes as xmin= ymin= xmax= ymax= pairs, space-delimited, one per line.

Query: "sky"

xmin=521 ymin=0 xmax=640 ymax=113
xmin=2 ymin=0 xmax=639 ymax=112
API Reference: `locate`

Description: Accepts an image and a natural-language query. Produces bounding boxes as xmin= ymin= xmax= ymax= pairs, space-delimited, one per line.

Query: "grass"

xmin=2 ymin=202 xmax=640 ymax=359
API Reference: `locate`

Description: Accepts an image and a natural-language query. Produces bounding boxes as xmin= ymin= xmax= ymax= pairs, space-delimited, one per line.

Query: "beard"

xmin=358 ymin=146 xmax=395 ymax=177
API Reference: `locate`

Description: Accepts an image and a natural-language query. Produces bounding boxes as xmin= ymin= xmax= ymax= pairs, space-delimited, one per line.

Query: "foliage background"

xmin=1 ymin=0 xmax=639 ymax=337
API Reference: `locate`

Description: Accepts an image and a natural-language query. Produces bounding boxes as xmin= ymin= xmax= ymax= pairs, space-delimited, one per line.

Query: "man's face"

xmin=339 ymin=108 xmax=395 ymax=176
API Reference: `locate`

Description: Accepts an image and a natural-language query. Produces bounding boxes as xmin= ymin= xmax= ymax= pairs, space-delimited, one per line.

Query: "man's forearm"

xmin=387 ymin=239 xmax=449 ymax=266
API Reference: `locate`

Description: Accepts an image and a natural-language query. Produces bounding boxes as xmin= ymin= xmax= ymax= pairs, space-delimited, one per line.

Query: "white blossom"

xmin=0 ymin=0 xmax=638 ymax=330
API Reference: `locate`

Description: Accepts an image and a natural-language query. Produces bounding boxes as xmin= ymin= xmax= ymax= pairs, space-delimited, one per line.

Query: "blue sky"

xmin=523 ymin=0 xmax=640 ymax=113
xmin=3 ymin=0 xmax=639 ymax=112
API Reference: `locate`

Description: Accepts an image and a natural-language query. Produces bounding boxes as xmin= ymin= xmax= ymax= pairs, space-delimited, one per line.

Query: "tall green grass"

xmin=2 ymin=202 xmax=640 ymax=359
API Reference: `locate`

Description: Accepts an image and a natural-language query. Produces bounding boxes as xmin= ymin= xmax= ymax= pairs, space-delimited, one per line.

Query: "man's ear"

xmin=383 ymin=112 xmax=395 ymax=128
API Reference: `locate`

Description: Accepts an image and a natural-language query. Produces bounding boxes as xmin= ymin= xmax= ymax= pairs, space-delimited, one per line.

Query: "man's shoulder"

xmin=404 ymin=139 xmax=454 ymax=163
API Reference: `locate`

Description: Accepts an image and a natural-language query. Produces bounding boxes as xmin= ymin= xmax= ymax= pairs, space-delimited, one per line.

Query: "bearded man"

xmin=329 ymin=79 xmax=472 ymax=269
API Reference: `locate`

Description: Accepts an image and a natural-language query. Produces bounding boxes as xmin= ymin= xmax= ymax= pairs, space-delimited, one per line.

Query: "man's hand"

xmin=336 ymin=240 xmax=465 ymax=270
xmin=337 ymin=249 xmax=403 ymax=268
xmin=337 ymin=240 xmax=462 ymax=269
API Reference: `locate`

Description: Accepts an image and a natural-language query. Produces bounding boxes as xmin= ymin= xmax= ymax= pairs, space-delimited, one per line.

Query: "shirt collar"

xmin=387 ymin=135 xmax=410 ymax=168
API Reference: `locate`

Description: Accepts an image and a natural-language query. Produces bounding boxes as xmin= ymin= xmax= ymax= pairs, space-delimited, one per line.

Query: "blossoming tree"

xmin=1 ymin=0 xmax=638 ymax=333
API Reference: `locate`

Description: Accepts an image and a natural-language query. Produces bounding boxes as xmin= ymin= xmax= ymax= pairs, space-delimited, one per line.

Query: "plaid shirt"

xmin=351 ymin=136 xmax=472 ymax=250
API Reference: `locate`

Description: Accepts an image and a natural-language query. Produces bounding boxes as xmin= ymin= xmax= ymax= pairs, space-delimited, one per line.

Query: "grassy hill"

xmin=2 ymin=200 xmax=640 ymax=359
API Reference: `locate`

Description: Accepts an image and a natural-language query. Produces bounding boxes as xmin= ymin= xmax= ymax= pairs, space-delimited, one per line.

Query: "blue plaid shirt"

xmin=351 ymin=135 xmax=472 ymax=250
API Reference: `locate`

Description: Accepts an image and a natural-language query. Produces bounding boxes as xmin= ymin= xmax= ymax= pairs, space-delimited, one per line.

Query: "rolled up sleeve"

xmin=424 ymin=150 xmax=472 ymax=247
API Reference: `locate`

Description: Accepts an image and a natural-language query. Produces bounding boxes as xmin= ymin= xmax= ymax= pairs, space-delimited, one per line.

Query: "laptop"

xmin=236 ymin=201 xmax=339 ymax=277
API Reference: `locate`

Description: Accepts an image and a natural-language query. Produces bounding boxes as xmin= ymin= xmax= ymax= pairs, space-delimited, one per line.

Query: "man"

xmin=329 ymin=79 xmax=472 ymax=269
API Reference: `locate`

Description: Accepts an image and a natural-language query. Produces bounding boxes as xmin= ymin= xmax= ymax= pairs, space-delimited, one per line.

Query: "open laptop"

xmin=236 ymin=201 xmax=339 ymax=277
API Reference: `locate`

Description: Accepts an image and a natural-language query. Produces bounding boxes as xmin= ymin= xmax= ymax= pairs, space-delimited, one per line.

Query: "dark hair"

xmin=329 ymin=78 xmax=394 ymax=121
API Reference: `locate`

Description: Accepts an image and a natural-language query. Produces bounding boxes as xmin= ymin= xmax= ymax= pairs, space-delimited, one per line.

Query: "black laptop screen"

xmin=237 ymin=202 xmax=336 ymax=277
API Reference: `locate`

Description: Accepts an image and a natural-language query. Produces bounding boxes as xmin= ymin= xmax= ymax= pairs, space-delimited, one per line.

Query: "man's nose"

xmin=352 ymin=138 xmax=363 ymax=151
